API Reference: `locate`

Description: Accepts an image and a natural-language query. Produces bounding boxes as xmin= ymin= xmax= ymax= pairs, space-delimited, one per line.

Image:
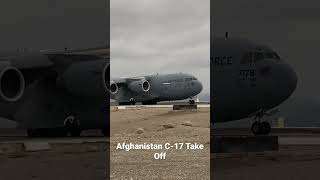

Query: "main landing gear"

xmin=64 ymin=116 xmax=82 ymax=137
xmin=119 ymin=98 xmax=136 ymax=105
xmin=129 ymin=98 xmax=136 ymax=105
xmin=26 ymin=116 xmax=82 ymax=137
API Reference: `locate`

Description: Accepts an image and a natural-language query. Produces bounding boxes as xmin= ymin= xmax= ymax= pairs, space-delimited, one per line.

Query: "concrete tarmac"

xmin=0 ymin=136 xmax=108 ymax=144
xmin=212 ymin=128 xmax=320 ymax=180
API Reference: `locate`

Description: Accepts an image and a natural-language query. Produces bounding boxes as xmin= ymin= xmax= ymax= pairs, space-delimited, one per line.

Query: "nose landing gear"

xmin=250 ymin=109 xmax=279 ymax=136
xmin=189 ymin=99 xmax=195 ymax=105
xmin=251 ymin=121 xmax=271 ymax=135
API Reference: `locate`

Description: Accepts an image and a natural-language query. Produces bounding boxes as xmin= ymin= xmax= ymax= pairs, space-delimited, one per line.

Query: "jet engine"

xmin=128 ymin=79 xmax=150 ymax=93
xmin=109 ymin=81 xmax=118 ymax=94
xmin=0 ymin=63 xmax=25 ymax=102
xmin=58 ymin=60 xmax=109 ymax=97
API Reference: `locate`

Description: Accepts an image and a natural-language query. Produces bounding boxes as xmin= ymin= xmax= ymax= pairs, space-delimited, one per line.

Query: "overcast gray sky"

xmin=0 ymin=0 xmax=108 ymax=51
xmin=213 ymin=0 xmax=320 ymax=102
xmin=0 ymin=0 xmax=109 ymax=126
xmin=111 ymin=0 xmax=210 ymax=94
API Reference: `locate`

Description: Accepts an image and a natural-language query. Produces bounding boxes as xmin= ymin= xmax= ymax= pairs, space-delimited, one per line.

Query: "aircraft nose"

xmin=196 ymin=80 xmax=203 ymax=93
xmin=257 ymin=60 xmax=297 ymax=109
xmin=282 ymin=63 xmax=297 ymax=96
xmin=271 ymin=62 xmax=297 ymax=103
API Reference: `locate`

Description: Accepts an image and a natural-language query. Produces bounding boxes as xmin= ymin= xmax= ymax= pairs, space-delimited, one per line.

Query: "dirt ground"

xmin=212 ymin=145 xmax=320 ymax=180
xmin=0 ymin=143 xmax=108 ymax=180
xmin=110 ymin=107 xmax=210 ymax=180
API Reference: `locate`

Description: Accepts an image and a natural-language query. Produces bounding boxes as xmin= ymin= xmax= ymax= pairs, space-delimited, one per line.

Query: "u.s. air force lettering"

xmin=211 ymin=56 xmax=232 ymax=66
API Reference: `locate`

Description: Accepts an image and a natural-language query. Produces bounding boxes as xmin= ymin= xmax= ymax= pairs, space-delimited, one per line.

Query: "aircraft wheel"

xmin=261 ymin=121 xmax=271 ymax=135
xmin=130 ymin=98 xmax=136 ymax=105
xmin=189 ymin=100 xmax=195 ymax=104
xmin=251 ymin=121 xmax=271 ymax=135
xmin=64 ymin=116 xmax=82 ymax=137
xmin=251 ymin=122 xmax=262 ymax=135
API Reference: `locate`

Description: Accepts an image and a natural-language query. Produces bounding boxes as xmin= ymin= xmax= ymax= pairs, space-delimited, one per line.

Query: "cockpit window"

xmin=264 ymin=52 xmax=280 ymax=59
xmin=185 ymin=77 xmax=197 ymax=81
xmin=241 ymin=51 xmax=280 ymax=64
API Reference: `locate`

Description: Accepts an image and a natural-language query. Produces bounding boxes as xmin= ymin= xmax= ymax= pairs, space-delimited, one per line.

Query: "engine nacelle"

xmin=0 ymin=62 xmax=25 ymax=102
xmin=128 ymin=79 xmax=150 ymax=93
xmin=109 ymin=81 xmax=118 ymax=94
xmin=58 ymin=60 xmax=109 ymax=97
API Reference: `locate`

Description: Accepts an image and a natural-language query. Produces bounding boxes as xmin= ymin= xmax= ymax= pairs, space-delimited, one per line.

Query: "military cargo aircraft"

xmin=0 ymin=47 xmax=109 ymax=137
xmin=211 ymin=37 xmax=297 ymax=135
xmin=110 ymin=73 xmax=203 ymax=105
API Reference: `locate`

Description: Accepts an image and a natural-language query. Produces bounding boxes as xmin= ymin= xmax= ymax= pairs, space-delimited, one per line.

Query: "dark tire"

xmin=189 ymin=100 xmax=195 ymax=104
xmin=64 ymin=116 xmax=81 ymax=136
xmin=251 ymin=121 xmax=261 ymax=135
xmin=129 ymin=98 xmax=136 ymax=105
xmin=261 ymin=121 xmax=271 ymax=135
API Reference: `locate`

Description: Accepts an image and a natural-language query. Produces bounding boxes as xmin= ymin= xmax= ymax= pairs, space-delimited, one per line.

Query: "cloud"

xmin=0 ymin=0 xmax=108 ymax=51
xmin=111 ymin=0 xmax=210 ymax=93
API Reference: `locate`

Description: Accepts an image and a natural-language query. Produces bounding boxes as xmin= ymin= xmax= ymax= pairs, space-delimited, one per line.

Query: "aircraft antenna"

xmin=225 ymin=32 xmax=229 ymax=39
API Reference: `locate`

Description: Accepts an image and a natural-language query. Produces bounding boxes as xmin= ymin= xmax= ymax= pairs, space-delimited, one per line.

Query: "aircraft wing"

xmin=0 ymin=47 xmax=110 ymax=91
xmin=112 ymin=76 xmax=148 ymax=84
xmin=5 ymin=54 xmax=54 ymax=70
xmin=0 ymin=46 xmax=109 ymax=71
xmin=42 ymin=46 xmax=110 ymax=58
xmin=110 ymin=76 xmax=150 ymax=92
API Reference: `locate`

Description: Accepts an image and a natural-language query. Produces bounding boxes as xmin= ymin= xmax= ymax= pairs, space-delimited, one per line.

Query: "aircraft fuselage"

xmin=111 ymin=73 xmax=203 ymax=104
xmin=211 ymin=38 xmax=297 ymax=123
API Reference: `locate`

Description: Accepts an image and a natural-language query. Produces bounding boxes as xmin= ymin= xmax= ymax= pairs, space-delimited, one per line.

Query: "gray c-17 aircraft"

xmin=0 ymin=47 xmax=109 ymax=137
xmin=211 ymin=37 xmax=297 ymax=135
xmin=110 ymin=73 xmax=203 ymax=105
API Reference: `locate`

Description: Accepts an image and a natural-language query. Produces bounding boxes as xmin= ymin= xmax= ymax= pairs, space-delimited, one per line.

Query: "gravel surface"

xmin=0 ymin=143 xmax=108 ymax=180
xmin=110 ymin=107 xmax=210 ymax=180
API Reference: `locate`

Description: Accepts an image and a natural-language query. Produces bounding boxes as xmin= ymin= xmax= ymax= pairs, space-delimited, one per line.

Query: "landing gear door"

xmin=160 ymin=81 xmax=170 ymax=98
